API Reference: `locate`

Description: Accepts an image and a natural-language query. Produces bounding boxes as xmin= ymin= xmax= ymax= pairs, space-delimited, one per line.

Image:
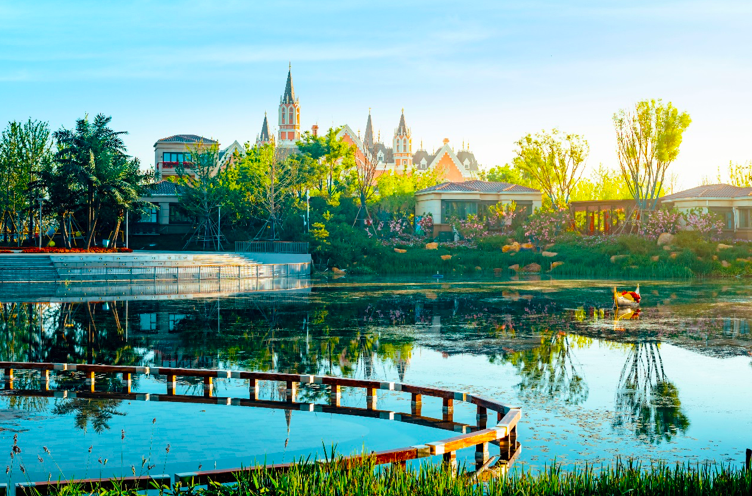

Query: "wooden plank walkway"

xmin=1 ymin=361 xmax=522 ymax=494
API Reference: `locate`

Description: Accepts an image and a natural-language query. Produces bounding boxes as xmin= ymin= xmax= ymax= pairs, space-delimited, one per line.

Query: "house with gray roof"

xmin=415 ymin=180 xmax=542 ymax=237
xmin=660 ymin=183 xmax=752 ymax=238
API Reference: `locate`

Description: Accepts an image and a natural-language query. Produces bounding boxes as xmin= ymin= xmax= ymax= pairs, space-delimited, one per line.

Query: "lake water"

xmin=1 ymin=277 xmax=751 ymax=484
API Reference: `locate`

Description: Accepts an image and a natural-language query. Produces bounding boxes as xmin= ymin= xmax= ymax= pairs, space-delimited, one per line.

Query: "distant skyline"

xmin=1 ymin=0 xmax=751 ymax=190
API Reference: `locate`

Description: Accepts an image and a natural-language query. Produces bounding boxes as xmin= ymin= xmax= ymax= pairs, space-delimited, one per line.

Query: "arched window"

xmin=289 ymin=109 xmax=294 ymax=123
xmin=281 ymin=108 xmax=286 ymax=124
xmin=397 ymin=142 xmax=401 ymax=152
xmin=403 ymin=138 xmax=407 ymax=150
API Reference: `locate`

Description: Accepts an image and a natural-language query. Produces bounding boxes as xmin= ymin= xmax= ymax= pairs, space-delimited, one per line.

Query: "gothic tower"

xmin=363 ymin=108 xmax=374 ymax=151
xmin=278 ymin=64 xmax=300 ymax=148
xmin=393 ymin=109 xmax=412 ymax=169
xmin=256 ymin=112 xmax=272 ymax=146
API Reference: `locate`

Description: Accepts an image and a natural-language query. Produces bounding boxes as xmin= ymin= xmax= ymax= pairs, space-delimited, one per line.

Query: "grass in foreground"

xmin=41 ymin=458 xmax=752 ymax=496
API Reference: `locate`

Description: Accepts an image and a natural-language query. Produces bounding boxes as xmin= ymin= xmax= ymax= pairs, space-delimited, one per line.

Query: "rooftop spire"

xmin=364 ymin=110 xmax=374 ymax=150
xmin=281 ymin=64 xmax=296 ymax=104
xmin=396 ymin=110 xmax=408 ymax=136
xmin=258 ymin=113 xmax=271 ymax=143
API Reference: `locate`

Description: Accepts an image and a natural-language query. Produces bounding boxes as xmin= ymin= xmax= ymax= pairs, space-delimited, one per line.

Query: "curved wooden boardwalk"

xmin=1 ymin=362 xmax=521 ymax=495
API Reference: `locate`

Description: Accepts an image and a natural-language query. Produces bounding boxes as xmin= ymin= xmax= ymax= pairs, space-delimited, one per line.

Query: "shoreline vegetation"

xmin=17 ymin=459 xmax=752 ymax=496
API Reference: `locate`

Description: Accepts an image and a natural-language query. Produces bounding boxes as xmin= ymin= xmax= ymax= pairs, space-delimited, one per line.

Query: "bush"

xmin=524 ymin=209 xmax=572 ymax=246
xmin=639 ymin=209 xmax=682 ymax=240
xmin=477 ymin=235 xmax=508 ymax=251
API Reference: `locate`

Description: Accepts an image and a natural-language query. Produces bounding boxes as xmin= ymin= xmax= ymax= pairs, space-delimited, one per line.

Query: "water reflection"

xmin=1 ymin=280 xmax=751 ymax=450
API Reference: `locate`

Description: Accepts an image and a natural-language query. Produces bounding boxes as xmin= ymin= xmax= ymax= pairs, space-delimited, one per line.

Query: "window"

xmin=739 ymin=209 xmax=752 ymax=229
xmin=140 ymin=208 xmax=157 ymax=223
xmin=396 ymin=142 xmax=400 ymax=152
xmin=139 ymin=313 xmax=157 ymax=332
xmin=289 ymin=109 xmax=294 ymax=123
xmin=709 ymin=208 xmax=734 ymax=230
xmin=281 ymin=109 xmax=286 ymax=124
xmin=441 ymin=200 xmax=478 ymax=220
xmin=162 ymin=152 xmax=191 ymax=163
xmin=168 ymin=314 xmax=187 ymax=331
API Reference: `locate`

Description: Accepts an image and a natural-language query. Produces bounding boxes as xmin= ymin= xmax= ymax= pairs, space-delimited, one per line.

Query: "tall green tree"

xmin=570 ymin=164 xmax=633 ymax=201
xmin=481 ymin=164 xmax=537 ymax=188
xmin=376 ymin=166 xmax=444 ymax=215
xmin=512 ymin=129 xmax=589 ymax=208
xmin=613 ymin=99 xmax=691 ymax=210
xmin=53 ymin=114 xmax=147 ymax=249
xmin=0 ymin=119 xmax=53 ymax=243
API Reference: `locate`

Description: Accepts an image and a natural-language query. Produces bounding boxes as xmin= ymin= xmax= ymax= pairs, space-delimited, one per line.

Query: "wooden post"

xmin=167 ymin=374 xmax=176 ymax=395
xmin=442 ymin=397 xmax=453 ymax=422
xmin=204 ymin=376 xmax=213 ymax=397
xmin=87 ymin=371 xmax=95 ymax=392
xmin=4 ymin=368 xmax=13 ymax=389
xmin=366 ymin=387 xmax=377 ymax=410
xmin=249 ymin=378 xmax=258 ymax=400
xmin=124 ymin=372 xmax=132 ymax=393
xmin=443 ymin=451 xmax=457 ymax=474
xmin=476 ymin=405 xmax=487 ymax=429
xmin=411 ymin=393 xmax=422 ymax=416
xmin=286 ymin=381 xmax=297 ymax=402
xmin=330 ymin=384 xmax=341 ymax=406
xmin=44 ymin=370 xmax=50 ymax=391
xmin=475 ymin=441 xmax=490 ymax=470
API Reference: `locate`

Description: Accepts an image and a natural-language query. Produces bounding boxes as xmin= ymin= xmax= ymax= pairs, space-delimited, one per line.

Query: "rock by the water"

xmin=541 ymin=251 xmax=557 ymax=258
xmin=522 ymin=263 xmax=541 ymax=272
xmin=657 ymin=233 xmax=674 ymax=246
xmin=425 ymin=242 xmax=438 ymax=250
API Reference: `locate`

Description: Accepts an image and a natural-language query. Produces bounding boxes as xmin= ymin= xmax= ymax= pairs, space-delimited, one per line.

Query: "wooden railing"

xmin=235 ymin=241 xmax=309 ymax=254
xmin=1 ymin=362 xmax=521 ymax=494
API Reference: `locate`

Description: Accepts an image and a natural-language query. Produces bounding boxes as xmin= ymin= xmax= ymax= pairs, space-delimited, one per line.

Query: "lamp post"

xmin=37 ymin=198 xmax=43 ymax=249
xmin=125 ymin=210 xmax=129 ymax=249
xmin=306 ymin=189 xmax=310 ymax=233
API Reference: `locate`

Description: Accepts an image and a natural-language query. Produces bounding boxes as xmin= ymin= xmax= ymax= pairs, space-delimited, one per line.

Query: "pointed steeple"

xmin=396 ymin=108 xmax=407 ymax=136
xmin=281 ymin=63 xmax=296 ymax=104
xmin=258 ymin=112 xmax=271 ymax=144
xmin=364 ymin=108 xmax=374 ymax=150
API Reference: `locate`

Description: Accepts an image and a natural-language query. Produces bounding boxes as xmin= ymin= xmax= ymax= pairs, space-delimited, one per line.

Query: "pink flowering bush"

xmin=451 ymin=215 xmax=488 ymax=240
xmin=523 ymin=209 xmax=572 ymax=245
xmin=488 ymin=202 xmax=521 ymax=234
xmin=683 ymin=209 xmax=725 ymax=241
xmin=417 ymin=214 xmax=434 ymax=237
xmin=638 ymin=209 xmax=683 ymax=240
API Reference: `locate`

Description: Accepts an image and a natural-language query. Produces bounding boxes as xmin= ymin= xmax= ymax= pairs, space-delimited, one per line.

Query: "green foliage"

xmin=477 ymin=234 xmax=508 ymax=251
xmin=570 ymin=163 xmax=633 ymax=201
xmin=513 ymin=129 xmax=589 ymax=207
xmin=375 ymin=167 xmax=444 ymax=215
xmin=482 ymin=163 xmax=537 ymax=188
xmin=614 ymin=99 xmax=691 ymax=210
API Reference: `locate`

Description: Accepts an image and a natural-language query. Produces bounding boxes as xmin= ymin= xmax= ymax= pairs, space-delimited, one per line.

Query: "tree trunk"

xmin=110 ymin=219 xmax=122 ymax=248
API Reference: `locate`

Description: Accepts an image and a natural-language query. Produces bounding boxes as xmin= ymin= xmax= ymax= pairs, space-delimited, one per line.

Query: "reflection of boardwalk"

xmin=2 ymin=361 xmax=522 ymax=492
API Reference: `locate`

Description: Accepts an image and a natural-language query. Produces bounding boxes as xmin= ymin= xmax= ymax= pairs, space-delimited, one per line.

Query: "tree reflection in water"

xmin=613 ymin=341 xmax=689 ymax=443
xmin=503 ymin=331 xmax=590 ymax=405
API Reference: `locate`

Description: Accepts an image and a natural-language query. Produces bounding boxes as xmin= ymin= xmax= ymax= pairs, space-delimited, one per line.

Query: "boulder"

xmin=522 ymin=263 xmax=541 ymax=272
xmin=441 ymin=254 xmax=452 ymax=260
xmin=610 ymin=255 xmax=628 ymax=264
xmin=508 ymin=264 xmax=520 ymax=272
xmin=713 ymin=255 xmax=719 ymax=260
xmin=663 ymin=245 xmax=673 ymax=251
xmin=475 ymin=266 xmax=483 ymax=271
xmin=520 ymin=243 xmax=534 ymax=251
xmin=651 ymin=255 xmax=660 ymax=262
xmin=394 ymin=248 xmax=406 ymax=253
xmin=550 ymin=261 xmax=564 ymax=270
xmin=493 ymin=268 xmax=503 ymax=275
xmin=541 ymin=251 xmax=557 ymax=258
xmin=722 ymin=260 xmax=730 ymax=268
xmin=657 ymin=233 xmax=674 ymax=246
xmin=502 ymin=242 xmax=521 ymax=253
xmin=717 ymin=243 xmax=733 ymax=251
xmin=670 ymin=252 xmax=679 ymax=259
xmin=332 ymin=267 xmax=346 ymax=274
xmin=425 ymin=242 xmax=438 ymax=250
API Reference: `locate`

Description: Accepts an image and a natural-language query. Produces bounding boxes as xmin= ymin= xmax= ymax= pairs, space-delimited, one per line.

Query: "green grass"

xmin=41 ymin=458 xmax=752 ymax=496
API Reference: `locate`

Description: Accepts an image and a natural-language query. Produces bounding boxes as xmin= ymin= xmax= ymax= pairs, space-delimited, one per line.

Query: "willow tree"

xmin=512 ymin=129 xmax=589 ymax=208
xmin=614 ymin=100 xmax=691 ymax=211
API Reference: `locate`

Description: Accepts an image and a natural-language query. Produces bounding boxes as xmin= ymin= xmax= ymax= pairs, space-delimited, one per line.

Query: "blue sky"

xmin=1 ymin=0 xmax=750 ymax=189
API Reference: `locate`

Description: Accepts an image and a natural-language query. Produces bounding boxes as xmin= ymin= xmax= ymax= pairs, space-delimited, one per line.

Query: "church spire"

xmin=396 ymin=108 xmax=408 ymax=136
xmin=364 ymin=108 xmax=374 ymax=150
xmin=281 ymin=64 xmax=296 ymax=104
xmin=257 ymin=112 xmax=272 ymax=146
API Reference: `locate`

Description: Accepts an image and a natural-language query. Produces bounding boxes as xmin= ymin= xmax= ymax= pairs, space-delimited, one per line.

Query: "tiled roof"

xmin=412 ymin=150 xmax=433 ymax=169
xmin=456 ymin=150 xmax=480 ymax=171
xmin=416 ymin=180 xmax=540 ymax=195
xmin=661 ymin=184 xmax=752 ymax=201
xmin=156 ymin=134 xmax=217 ymax=144
xmin=145 ymin=180 xmax=179 ymax=196
xmin=372 ymin=143 xmax=393 ymax=163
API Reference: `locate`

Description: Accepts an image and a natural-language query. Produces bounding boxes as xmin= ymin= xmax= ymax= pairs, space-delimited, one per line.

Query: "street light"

xmin=37 ymin=198 xmax=43 ymax=249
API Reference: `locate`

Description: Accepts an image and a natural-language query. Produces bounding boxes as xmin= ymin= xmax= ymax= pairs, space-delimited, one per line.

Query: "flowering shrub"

xmin=524 ymin=209 xmax=572 ymax=245
xmin=451 ymin=215 xmax=488 ymax=240
xmin=417 ymin=214 xmax=433 ymax=237
xmin=683 ymin=209 xmax=725 ymax=241
xmin=0 ymin=250 xmax=12 ymax=254
xmin=638 ymin=209 xmax=683 ymax=240
xmin=488 ymin=202 xmax=520 ymax=234
xmin=20 ymin=247 xmax=133 ymax=253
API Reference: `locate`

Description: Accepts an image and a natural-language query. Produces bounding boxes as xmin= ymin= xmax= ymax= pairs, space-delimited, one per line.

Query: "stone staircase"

xmin=0 ymin=255 xmax=60 ymax=282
